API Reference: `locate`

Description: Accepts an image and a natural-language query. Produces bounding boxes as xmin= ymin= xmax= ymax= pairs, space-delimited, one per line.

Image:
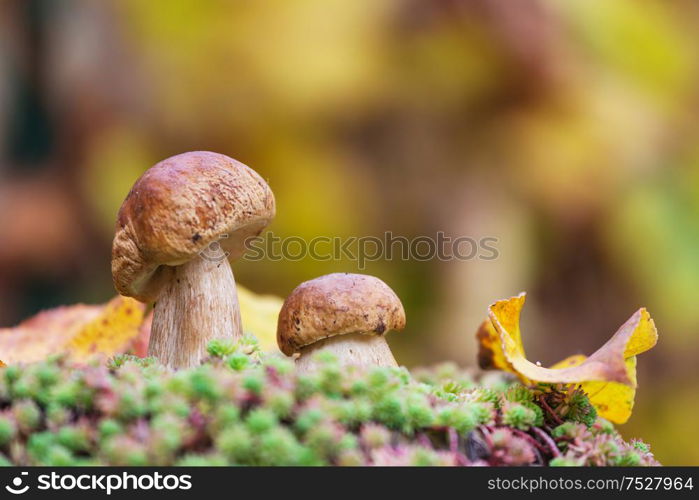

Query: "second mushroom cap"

xmin=277 ymin=273 xmax=406 ymax=357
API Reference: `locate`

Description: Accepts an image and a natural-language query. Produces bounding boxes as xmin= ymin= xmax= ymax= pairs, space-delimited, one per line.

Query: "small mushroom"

xmin=277 ymin=273 xmax=406 ymax=372
xmin=111 ymin=151 xmax=275 ymax=368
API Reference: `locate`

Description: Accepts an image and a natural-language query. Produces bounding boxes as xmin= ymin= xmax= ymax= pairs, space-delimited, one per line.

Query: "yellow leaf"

xmin=476 ymin=319 xmax=526 ymax=382
xmin=66 ymin=296 xmax=146 ymax=361
xmin=0 ymin=296 xmax=146 ymax=363
xmin=550 ymin=355 xmax=637 ymax=424
xmin=477 ymin=292 xmax=658 ymax=423
xmin=238 ymin=285 xmax=283 ymax=353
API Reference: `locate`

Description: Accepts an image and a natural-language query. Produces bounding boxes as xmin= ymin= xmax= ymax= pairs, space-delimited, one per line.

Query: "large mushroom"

xmin=277 ymin=273 xmax=405 ymax=372
xmin=111 ymin=151 xmax=275 ymax=368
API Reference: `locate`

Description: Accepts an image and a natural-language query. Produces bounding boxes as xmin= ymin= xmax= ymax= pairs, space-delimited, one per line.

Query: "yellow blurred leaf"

xmin=238 ymin=285 xmax=283 ymax=353
xmin=0 ymin=296 xmax=146 ymax=363
xmin=477 ymin=292 xmax=658 ymax=423
xmin=66 ymin=297 xmax=146 ymax=362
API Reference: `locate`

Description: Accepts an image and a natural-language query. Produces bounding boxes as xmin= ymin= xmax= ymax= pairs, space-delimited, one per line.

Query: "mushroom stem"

xmin=295 ymin=332 xmax=397 ymax=373
xmin=148 ymin=255 xmax=242 ymax=368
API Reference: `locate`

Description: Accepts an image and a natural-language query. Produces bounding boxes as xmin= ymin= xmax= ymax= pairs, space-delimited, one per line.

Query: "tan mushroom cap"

xmin=277 ymin=273 xmax=406 ymax=356
xmin=111 ymin=151 xmax=275 ymax=302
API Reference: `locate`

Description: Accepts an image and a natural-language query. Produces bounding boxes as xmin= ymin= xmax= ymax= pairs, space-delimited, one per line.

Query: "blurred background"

xmin=1 ymin=0 xmax=699 ymax=464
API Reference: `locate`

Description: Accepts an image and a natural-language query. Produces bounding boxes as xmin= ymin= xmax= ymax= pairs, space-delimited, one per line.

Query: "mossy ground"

xmin=0 ymin=336 xmax=658 ymax=466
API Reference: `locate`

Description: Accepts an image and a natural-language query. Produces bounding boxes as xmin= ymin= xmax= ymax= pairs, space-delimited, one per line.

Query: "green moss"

xmin=188 ymin=368 xmax=222 ymax=402
xmin=632 ymin=439 xmax=651 ymax=454
xmin=0 ymin=417 xmax=16 ymax=446
xmin=552 ymin=421 xmax=580 ymax=440
xmin=294 ymin=407 xmax=325 ymax=434
xmin=98 ymin=419 xmax=123 ymax=440
xmin=13 ymin=399 xmax=41 ymax=432
xmin=206 ymin=338 xmax=238 ymax=358
xmin=175 ymin=453 xmax=228 ymax=466
xmin=56 ymin=426 xmax=90 ymax=452
xmin=437 ymin=406 xmax=478 ymax=434
xmin=504 ymin=385 xmax=532 ymax=404
xmin=227 ymin=353 xmax=250 ymax=371
xmin=0 ymin=338 xmax=658 ymax=466
xmin=549 ymin=457 xmax=581 ymax=466
xmin=257 ymin=428 xmax=307 ymax=466
xmin=614 ymin=451 xmax=642 ymax=466
xmin=209 ymin=403 xmax=241 ymax=434
xmin=264 ymin=390 xmax=295 ymax=418
xmin=502 ymin=402 xmax=539 ymax=430
xmin=245 ymin=408 xmax=278 ymax=435
xmin=217 ymin=425 xmax=254 ymax=462
xmin=566 ymin=390 xmax=598 ymax=427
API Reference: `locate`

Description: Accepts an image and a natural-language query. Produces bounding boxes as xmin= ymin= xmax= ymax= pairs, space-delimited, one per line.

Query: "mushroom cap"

xmin=277 ymin=273 xmax=406 ymax=356
xmin=111 ymin=151 xmax=275 ymax=302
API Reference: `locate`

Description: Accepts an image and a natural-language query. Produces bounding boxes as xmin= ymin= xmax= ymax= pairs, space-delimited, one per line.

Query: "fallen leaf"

xmin=0 ymin=296 xmax=146 ymax=363
xmin=476 ymin=319 xmax=521 ymax=381
xmin=477 ymin=293 xmax=658 ymax=423
xmin=238 ymin=285 xmax=283 ymax=353
xmin=549 ymin=354 xmax=637 ymax=425
xmin=66 ymin=297 xmax=146 ymax=361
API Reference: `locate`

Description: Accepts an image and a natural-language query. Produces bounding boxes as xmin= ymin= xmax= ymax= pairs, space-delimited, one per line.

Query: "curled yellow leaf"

xmin=476 ymin=319 xmax=524 ymax=382
xmin=550 ymin=354 xmax=638 ymax=425
xmin=477 ymin=293 xmax=658 ymax=423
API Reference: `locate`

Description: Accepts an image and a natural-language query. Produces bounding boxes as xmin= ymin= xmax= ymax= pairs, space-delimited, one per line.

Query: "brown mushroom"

xmin=111 ymin=151 xmax=275 ymax=368
xmin=277 ymin=273 xmax=405 ymax=372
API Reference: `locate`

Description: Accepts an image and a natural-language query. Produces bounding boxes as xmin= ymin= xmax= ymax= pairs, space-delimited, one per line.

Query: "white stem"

xmin=295 ymin=332 xmax=397 ymax=374
xmin=149 ymin=255 xmax=242 ymax=368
